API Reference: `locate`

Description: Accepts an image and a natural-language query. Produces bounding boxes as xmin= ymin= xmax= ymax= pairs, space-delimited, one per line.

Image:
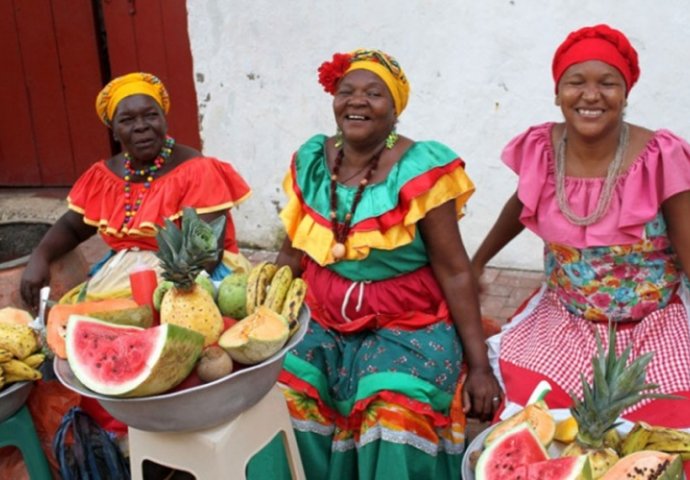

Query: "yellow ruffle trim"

xmin=280 ymin=169 xmax=474 ymax=266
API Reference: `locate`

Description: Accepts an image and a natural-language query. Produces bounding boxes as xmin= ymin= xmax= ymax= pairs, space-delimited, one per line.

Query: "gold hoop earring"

xmin=334 ymin=128 xmax=343 ymax=148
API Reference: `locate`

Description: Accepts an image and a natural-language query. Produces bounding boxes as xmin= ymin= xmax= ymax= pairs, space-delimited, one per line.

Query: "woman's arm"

xmin=663 ymin=191 xmax=690 ymax=278
xmin=471 ymin=191 xmax=525 ymax=281
xmin=419 ymin=201 xmax=502 ymax=421
xmin=20 ymin=210 xmax=97 ymax=309
xmin=276 ymin=237 xmax=304 ymax=277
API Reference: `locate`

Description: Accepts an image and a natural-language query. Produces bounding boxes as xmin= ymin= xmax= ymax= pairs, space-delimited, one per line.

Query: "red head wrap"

xmin=552 ymin=24 xmax=640 ymax=94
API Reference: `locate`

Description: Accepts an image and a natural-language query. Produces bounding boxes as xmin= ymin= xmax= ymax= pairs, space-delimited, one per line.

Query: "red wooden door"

xmin=0 ymin=0 xmax=200 ymax=187
xmin=101 ymin=0 xmax=201 ymax=151
xmin=0 ymin=0 xmax=110 ymax=186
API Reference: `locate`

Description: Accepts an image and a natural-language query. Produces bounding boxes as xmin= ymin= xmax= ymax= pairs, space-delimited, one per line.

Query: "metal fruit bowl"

xmin=54 ymin=307 xmax=310 ymax=432
xmin=0 ymin=381 xmax=33 ymax=422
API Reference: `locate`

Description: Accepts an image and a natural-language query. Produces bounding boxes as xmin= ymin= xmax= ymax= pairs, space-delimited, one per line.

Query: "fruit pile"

xmin=49 ymin=209 xmax=306 ymax=399
xmin=0 ymin=307 xmax=45 ymax=391
xmin=469 ymin=330 xmax=689 ymax=479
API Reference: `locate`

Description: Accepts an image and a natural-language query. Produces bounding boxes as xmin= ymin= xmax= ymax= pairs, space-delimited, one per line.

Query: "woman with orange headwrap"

xmin=20 ymin=72 xmax=251 ymax=308
xmin=472 ymin=24 xmax=690 ymax=474
xmin=249 ymin=49 xmax=501 ymax=479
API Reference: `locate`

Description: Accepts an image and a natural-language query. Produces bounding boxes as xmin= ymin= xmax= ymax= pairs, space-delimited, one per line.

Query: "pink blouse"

xmin=503 ymin=122 xmax=690 ymax=248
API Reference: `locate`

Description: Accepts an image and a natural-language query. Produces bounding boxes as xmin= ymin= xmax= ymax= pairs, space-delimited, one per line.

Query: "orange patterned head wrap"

xmin=318 ymin=49 xmax=410 ymax=115
xmin=552 ymin=24 xmax=640 ymax=95
xmin=95 ymin=72 xmax=170 ymax=127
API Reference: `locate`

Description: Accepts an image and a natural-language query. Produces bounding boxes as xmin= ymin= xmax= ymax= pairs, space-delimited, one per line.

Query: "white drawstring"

xmin=341 ymin=281 xmax=370 ymax=322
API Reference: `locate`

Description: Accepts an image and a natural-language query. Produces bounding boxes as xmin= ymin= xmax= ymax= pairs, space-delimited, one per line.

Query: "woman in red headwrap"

xmin=472 ymin=23 xmax=690 ymax=472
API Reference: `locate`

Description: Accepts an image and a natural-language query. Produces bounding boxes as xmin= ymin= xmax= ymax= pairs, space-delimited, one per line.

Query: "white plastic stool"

xmin=128 ymin=385 xmax=306 ymax=479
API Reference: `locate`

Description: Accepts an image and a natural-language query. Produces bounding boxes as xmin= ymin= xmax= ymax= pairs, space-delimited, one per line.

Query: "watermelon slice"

xmin=66 ymin=315 xmax=204 ymax=397
xmin=526 ymin=455 xmax=591 ymax=479
xmin=475 ymin=422 xmax=549 ymax=480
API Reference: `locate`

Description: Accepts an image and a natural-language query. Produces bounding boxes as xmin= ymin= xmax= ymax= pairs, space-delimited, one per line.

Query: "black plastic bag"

xmin=53 ymin=407 xmax=130 ymax=480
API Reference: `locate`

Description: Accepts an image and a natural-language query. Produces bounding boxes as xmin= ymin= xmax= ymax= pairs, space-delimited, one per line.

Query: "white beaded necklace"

xmin=555 ymin=123 xmax=629 ymax=226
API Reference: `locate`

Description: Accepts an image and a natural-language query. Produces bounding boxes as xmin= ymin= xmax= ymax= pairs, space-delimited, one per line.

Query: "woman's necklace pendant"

xmin=331 ymin=242 xmax=346 ymax=260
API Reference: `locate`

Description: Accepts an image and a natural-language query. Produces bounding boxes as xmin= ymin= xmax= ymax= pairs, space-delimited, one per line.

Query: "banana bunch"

xmin=0 ymin=324 xmax=44 ymax=391
xmin=245 ymin=262 xmax=307 ymax=333
xmin=621 ymin=421 xmax=690 ymax=460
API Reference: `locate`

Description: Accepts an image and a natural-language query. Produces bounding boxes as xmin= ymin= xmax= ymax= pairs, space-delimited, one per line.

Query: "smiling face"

xmin=112 ymin=94 xmax=168 ymax=163
xmin=556 ymin=60 xmax=627 ymax=140
xmin=333 ymin=69 xmax=397 ymax=148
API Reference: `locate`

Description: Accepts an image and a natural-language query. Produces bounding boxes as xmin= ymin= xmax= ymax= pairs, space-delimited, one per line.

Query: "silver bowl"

xmin=54 ymin=307 xmax=310 ymax=432
xmin=0 ymin=381 xmax=33 ymax=422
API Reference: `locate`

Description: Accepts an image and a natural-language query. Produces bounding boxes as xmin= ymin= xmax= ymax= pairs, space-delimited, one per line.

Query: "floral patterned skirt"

xmin=249 ymin=264 xmax=468 ymax=480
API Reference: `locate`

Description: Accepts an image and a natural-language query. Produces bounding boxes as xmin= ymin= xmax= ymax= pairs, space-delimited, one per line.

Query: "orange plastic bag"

xmin=0 ymin=379 xmax=81 ymax=479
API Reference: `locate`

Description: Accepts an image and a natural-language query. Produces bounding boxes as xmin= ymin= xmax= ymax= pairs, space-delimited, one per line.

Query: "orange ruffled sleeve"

xmin=68 ymin=157 xmax=251 ymax=252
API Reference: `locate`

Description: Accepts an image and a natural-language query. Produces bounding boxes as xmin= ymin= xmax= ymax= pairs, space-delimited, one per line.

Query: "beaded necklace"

xmin=122 ymin=136 xmax=175 ymax=226
xmin=329 ymin=146 xmax=384 ymax=260
xmin=555 ymin=123 xmax=628 ymax=226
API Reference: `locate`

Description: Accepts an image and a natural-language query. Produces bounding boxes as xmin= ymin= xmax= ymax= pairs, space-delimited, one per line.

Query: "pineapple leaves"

xmin=569 ymin=324 xmax=680 ymax=447
xmin=155 ymin=207 xmax=225 ymax=289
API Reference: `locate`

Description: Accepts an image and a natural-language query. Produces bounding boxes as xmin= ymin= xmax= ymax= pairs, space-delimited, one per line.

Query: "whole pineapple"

xmin=563 ymin=326 xmax=669 ymax=479
xmin=156 ymin=207 xmax=225 ymax=346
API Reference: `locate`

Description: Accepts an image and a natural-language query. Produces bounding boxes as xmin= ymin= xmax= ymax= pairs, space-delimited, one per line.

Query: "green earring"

xmin=334 ymin=128 xmax=343 ymax=148
xmin=385 ymin=129 xmax=399 ymax=149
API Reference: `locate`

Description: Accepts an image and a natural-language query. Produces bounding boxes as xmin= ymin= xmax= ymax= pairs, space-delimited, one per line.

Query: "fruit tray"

xmin=54 ymin=306 xmax=310 ymax=432
xmin=0 ymin=381 xmax=33 ymax=422
xmin=461 ymin=409 xmax=636 ymax=480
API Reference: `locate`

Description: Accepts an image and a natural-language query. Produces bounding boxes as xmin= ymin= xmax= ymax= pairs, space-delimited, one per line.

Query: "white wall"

xmin=187 ymin=0 xmax=690 ymax=271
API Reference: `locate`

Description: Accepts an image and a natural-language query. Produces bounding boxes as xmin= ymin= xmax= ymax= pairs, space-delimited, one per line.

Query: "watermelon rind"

xmin=66 ymin=315 xmax=204 ymax=397
xmin=475 ymin=422 xmax=549 ymax=480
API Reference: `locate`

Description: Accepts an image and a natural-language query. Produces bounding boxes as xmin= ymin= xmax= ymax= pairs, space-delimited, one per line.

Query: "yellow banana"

xmin=1 ymin=359 xmax=42 ymax=383
xmin=644 ymin=427 xmax=690 ymax=452
xmin=0 ymin=324 xmax=39 ymax=360
xmin=256 ymin=263 xmax=277 ymax=309
xmin=0 ymin=348 xmax=12 ymax=363
xmin=245 ymin=262 xmax=265 ymax=316
xmin=620 ymin=421 xmax=653 ymax=456
xmin=22 ymin=352 xmax=46 ymax=370
xmin=246 ymin=262 xmax=278 ymax=315
xmin=263 ymin=265 xmax=293 ymax=312
xmin=281 ymin=278 xmax=307 ymax=330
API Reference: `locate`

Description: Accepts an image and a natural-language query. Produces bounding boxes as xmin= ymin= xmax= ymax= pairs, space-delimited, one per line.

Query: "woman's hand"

xmin=20 ymin=254 xmax=51 ymax=312
xmin=19 ymin=211 xmax=96 ymax=311
xmin=462 ymin=366 xmax=504 ymax=422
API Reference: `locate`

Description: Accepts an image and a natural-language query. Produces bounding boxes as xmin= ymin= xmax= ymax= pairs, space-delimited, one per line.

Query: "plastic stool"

xmin=128 ymin=385 xmax=306 ymax=479
xmin=0 ymin=405 xmax=52 ymax=480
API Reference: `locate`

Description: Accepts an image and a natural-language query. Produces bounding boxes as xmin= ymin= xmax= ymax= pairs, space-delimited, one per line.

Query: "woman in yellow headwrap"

xmin=20 ymin=72 xmax=252 ymax=307
xmin=249 ymin=49 xmax=501 ymax=480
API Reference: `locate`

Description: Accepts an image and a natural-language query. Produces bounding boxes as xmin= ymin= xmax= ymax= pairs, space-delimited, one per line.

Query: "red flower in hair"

xmin=318 ymin=53 xmax=353 ymax=94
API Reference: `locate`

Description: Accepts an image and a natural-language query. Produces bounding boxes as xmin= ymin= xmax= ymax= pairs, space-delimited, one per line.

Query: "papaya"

xmin=600 ymin=450 xmax=683 ymax=480
xmin=484 ymin=403 xmax=556 ymax=447
xmin=47 ymin=298 xmax=139 ymax=358
xmin=0 ymin=306 xmax=33 ymax=326
xmin=218 ymin=305 xmax=289 ymax=365
xmin=87 ymin=306 xmax=154 ymax=328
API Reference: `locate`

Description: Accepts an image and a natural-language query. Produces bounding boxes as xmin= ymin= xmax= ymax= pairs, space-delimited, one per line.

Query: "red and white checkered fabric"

xmin=499 ymin=288 xmax=690 ymax=414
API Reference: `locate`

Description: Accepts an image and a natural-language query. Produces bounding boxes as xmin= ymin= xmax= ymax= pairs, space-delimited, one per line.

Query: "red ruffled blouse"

xmin=67 ymin=157 xmax=251 ymax=252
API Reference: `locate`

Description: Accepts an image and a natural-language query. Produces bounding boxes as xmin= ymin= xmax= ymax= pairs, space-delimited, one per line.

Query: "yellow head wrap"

xmin=95 ymin=72 xmax=170 ymax=127
xmin=318 ymin=49 xmax=410 ymax=116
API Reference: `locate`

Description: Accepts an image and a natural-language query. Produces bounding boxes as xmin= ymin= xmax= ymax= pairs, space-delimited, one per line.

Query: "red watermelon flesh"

xmin=526 ymin=455 xmax=590 ymax=480
xmin=475 ymin=422 xmax=549 ymax=480
xmin=66 ymin=315 xmax=204 ymax=397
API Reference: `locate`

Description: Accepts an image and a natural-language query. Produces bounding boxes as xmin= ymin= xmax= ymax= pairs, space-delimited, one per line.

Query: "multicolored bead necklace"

xmin=122 ymin=136 xmax=175 ymax=226
xmin=329 ymin=146 xmax=384 ymax=260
